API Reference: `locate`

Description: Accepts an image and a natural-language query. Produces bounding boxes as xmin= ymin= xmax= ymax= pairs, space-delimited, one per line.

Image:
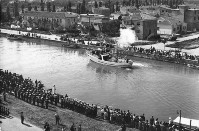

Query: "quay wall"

xmin=1 ymin=28 xmax=199 ymax=69
xmin=119 ymin=50 xmax=199 ymax=69
xmin=0 ymin=28 xmax=99 ymax=45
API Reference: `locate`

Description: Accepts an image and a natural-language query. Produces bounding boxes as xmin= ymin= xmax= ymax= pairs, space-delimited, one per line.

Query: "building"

xmin=87 ymin=1 xmax=105 ymax=13
xmin=159 ymin=5 xmax=199 ymax=31
xmin=79 ymin=14 xmax=109 ymax=31
xmin=21 ymin=11 xmax=78 ymax=30
xmin=120 ymin=6 xmax=141 ymax=15
xmin=122 ymin=13 xmax=157 ymax=40
xmin=93 ymin=7 xmax=110 ymax=17
xmin=157 ymin=17 xmax=187 ymax=35
xmin=140 ymin=6 xmax=160 ymax=17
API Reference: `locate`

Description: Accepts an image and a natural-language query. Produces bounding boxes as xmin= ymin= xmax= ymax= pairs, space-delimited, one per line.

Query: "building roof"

xmin=160 ymin=5 xmax=172 ymax=10
xmin=158 ymin=17 xmax=184 ymax=26
xmin=22 ymin=11 xmax=78 ymax=19
xmin=141 ymin=13 xmax=157 ymax=20
xmin=95 ymin=7 xmax=110 ymax=10
xmin=123 ymin=13 xmax=157 ymax=21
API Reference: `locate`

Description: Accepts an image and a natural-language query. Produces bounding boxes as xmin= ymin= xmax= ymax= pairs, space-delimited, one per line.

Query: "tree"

xmin=6 ymin=6 xmax=11 ymax=22
xmin=94 ymin=1 xmax=98 ymax=8
xmin=81 ymin=0 xmax=86 ymax=14
xmin=68 ymin=1 xmax=72 ymax=12
xmin=135 ymin=0 xmax=139 ymax=9
xmin=28 ymin=3 xmax=32 ymax=11
xmin=172 ymin=0 xmax=176 ymax=8
xmin=21 ymin=4 xmax=25 ymax=13
xmin=34 ymin=6 xmax=38 ymax=11
xmin=176 ymin=0 xmax=179 ymax=7
xmin=169 ymin=0 xmax=173 ymax=8
xmin=14 ymin=1 xmax=19 ymax=18
xmin=116 ymin=1 xmax=120 ymax=12
xmin=99 ymin=1 xmax=102 ymax=7
xmin=52 ymin=4 xmax=55 ymax=12
xmin=40 ymin=0 xmax=44 ymax=11
xmin=112 ymin=4 xmax=115 ymax=13
xmin=47 ymin=2 xmax=51 ymax=12
xmin=108 ymin=0 xmax=111 ymax=10
xmin=122 ymin=0 xmax=125 ymax=6
xmin=0 ymin=1 xmax=2 ymax=23
xmin=102 ymin=20 xmax=121 ymax=37
xmin=64 ymin=5 xmax=67 ymax=12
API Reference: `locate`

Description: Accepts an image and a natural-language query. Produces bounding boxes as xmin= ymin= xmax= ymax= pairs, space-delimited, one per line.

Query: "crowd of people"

xmin=128 ymin=46 xmax=199 ymax=65
xmin=1 ymin=69 xmax=199 ymax=131
xmin=0 ymin=105 xmax=10 ymax=116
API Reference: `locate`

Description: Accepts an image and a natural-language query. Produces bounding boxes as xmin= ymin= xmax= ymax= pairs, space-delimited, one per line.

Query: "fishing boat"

xmin=86 ymin=48 xmax=133 ymax=68
xmin=7 ymin=34 xmax=22 ymax=40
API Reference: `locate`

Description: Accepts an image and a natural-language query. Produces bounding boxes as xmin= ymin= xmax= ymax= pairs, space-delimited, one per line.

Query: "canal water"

xmin=0 ymin=37 xmax=199 ymax=122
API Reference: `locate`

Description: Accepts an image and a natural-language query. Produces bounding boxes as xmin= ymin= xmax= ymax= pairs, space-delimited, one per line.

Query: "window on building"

xmin=177 ymin=27 xmax=179 ymax=30
xmin=137 ymin=22 xmax=140 ymax=26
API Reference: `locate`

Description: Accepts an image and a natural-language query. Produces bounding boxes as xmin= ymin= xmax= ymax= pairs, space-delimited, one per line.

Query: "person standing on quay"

xmin=3 ymin=91 xmax=6 ymax=101
xmin=78 ymin=124 xmax=82 ymax=131
xmin=70 ymin=123 xmax=76 ymax=131
xmin=44 ymin=122 xmax=50 ymax=131
xmin=150 ymin=116 xmax=154 ymax=125
xmin=55 ymin=113 xmax=60 ymax=125
xmin=21 ymin=112 xmax=24 ymax=124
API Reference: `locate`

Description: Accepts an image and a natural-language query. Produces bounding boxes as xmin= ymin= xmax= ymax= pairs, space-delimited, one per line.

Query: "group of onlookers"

xmin=129 ymin=46 xmax=199 ymax=65
xmin=1 ymin=69 xmax=199 ymax=131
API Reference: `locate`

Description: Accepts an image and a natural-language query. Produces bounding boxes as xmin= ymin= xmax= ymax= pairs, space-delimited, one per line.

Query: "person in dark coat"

xmin=44 ymin=122 xmax=50 ymax=131
xmin=21 ymin=112 xmax=24 ymax=124
xmin=55 ymin=113 xmax=60 ymax=125
xmin=121 ymin=123 xmax=126 ymax=131
xmin=78 ymin=124 xmax=82 ymax=131
xmin=3 ymin=91 xmax=6 ymax=101
xmin=150 ymin=116 xmax=154 ymax=125
xmin=70 ymin=123 xmax=76 ymax=131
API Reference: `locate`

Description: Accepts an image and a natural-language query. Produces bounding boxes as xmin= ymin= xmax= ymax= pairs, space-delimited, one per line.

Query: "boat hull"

xmin=87 ymin=53 xmax=132 ymax=68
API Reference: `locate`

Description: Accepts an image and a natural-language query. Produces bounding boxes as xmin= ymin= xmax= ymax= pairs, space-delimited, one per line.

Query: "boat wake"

xmin=133 ymin=62 xmax=148 ymax=67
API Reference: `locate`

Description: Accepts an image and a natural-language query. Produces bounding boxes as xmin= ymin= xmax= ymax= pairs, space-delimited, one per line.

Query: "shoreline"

xmin=1 ymin=28 xmax=199 ymax=70
xmin=1 ymin=69 xmax=199 ymax=131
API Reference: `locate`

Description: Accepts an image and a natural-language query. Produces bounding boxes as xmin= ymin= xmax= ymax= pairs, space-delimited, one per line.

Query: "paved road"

xmin=0 ymin=115 xmax=43 ymax=131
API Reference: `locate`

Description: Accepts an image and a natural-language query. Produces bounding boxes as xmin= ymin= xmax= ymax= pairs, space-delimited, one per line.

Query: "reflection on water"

xmin=0 ymin=37 xmax=199 ymax=121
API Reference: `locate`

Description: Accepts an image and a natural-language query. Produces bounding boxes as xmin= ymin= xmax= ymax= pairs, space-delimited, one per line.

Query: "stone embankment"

xmin=120 ymin=47 xmax=199 ymax=70
xmin=0 ymin=28 xmax=99 ymax=45
xmin=1 ymin=28 xmax=199 ymax=70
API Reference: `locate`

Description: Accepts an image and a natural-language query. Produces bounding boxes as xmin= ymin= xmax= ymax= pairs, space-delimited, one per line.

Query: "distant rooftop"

xmin=22 ymin=11 xmax=78 ymax=18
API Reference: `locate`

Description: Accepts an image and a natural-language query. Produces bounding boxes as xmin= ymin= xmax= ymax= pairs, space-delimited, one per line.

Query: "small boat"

xmin=86 ymin=49 xmax=133 ymax=68
xmin=7 ymin=34 xmax=22 ymax=40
